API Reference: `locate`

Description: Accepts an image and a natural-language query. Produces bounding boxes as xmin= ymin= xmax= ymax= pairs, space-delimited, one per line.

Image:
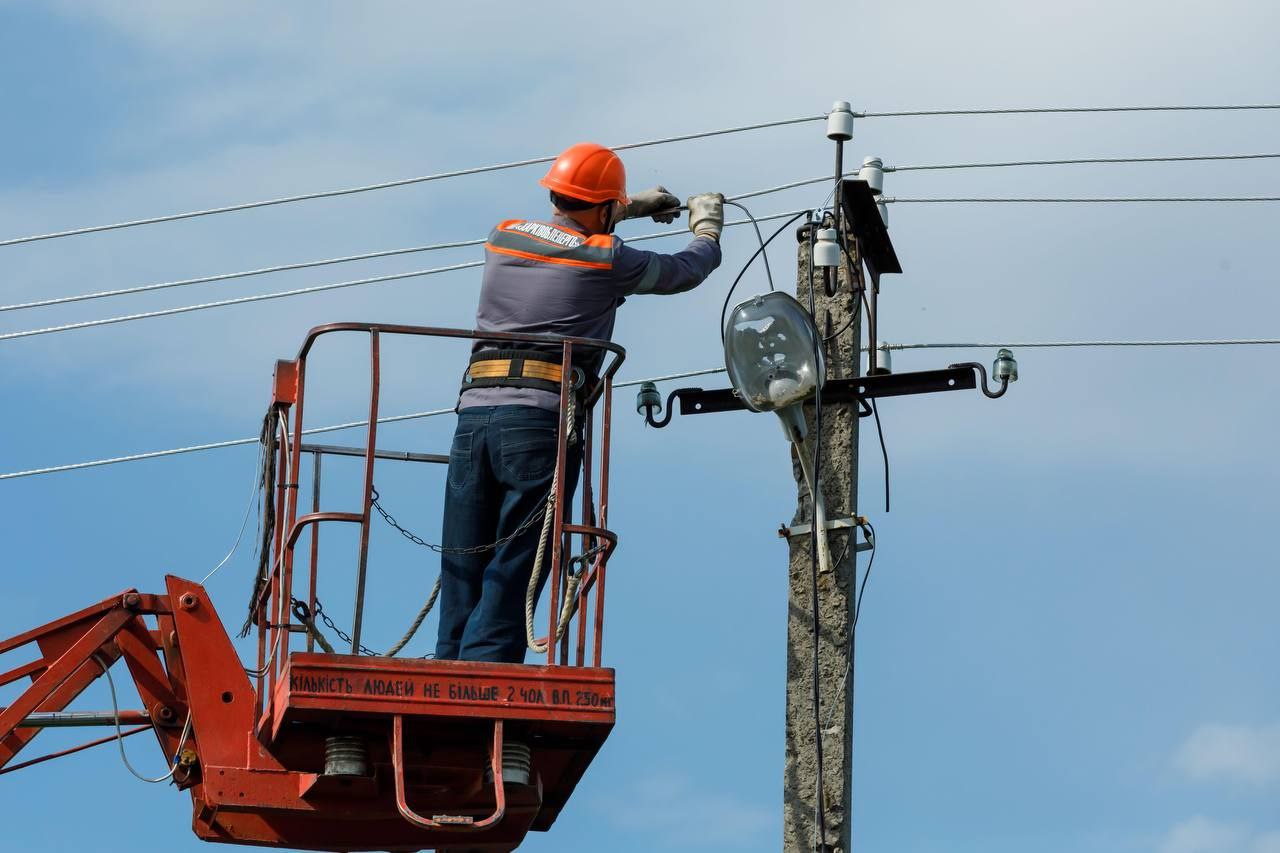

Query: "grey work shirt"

xmin=458 ymin=213 xmax=722 ymax=411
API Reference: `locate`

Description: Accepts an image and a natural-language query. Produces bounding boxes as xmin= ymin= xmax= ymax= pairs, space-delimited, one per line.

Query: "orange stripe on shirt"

xmin=485 ymin=244 xmax=614 ymax=270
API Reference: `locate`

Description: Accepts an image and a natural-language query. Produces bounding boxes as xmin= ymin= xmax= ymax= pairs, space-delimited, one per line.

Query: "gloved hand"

xmin=687 ymin=192 xmax=725 ymax=241
xmin=623 ymin=186 xmax=681 ymax=223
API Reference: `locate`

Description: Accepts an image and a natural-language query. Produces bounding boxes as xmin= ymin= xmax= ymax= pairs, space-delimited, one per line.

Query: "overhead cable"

xmin=887 ymin=152 xmax=1280 ymax=173
xmin=885 ymin=338 xmax=1280 ymax=350
xmin=11 ymin=335 xmax=1280 ymax=481
xmin=0 ymin=115 xmax=823 ymax=248
xmin=12 ymin=148 xmax=1279 ymax=315
xmin=885 ymin=195 xmax=1280 ymax=204
xmin=0 ymin=367 xmax=728 ymax=481
xmin=0 ymin=261 xmax=485 ymax=341
xmin=0 ymin=209 xmax=809 ymax=339
xmin=857 ymin=103 xmax=1280 ymax=118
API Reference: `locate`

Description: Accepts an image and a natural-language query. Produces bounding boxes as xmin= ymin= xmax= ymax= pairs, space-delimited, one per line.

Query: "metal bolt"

xmin=155 ymin=705 xmax=176 ymax=724
xmin=122 ymin=592 xmax=141 ymax=609
xmin=179 ymin=593 xmax=199 ymax=611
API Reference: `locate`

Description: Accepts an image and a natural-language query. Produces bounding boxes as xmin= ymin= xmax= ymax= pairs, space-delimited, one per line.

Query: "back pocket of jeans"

xmin=500 ymin=426 xmax=557 ymax=481
xmin=448 ymin=431 xmax=474 ymax=489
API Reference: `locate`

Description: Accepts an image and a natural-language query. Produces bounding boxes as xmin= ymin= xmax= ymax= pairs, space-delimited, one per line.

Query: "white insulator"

xmin=827 ymin=101 xmax=854 ymax=141
xmin=813 ymin=228 xmax=840 ymax=267
xmin=877 ymin=199 xmax=889 ymax=227
xmin=876 ymin=342 xmax=892 ymax=374
xmin=858 ymin=157 xmax=884 ymax=195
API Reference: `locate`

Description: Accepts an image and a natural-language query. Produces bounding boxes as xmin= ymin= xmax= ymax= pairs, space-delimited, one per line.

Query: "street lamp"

xmin=723 ymin=291 xmax=834 ymax=573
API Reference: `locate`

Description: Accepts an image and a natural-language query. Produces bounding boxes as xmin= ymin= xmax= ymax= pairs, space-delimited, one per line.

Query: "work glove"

xmin=687 ymin=192 xmax=725 ymax=241
xmin=623 ymin=186 xmax=681 ymax=223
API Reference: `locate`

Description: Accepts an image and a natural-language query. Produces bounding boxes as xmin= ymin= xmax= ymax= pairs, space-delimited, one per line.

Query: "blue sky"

xmin=1 ymin=2 xmax=1278 ymax=852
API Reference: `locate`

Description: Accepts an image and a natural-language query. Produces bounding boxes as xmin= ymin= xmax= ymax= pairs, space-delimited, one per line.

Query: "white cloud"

xmin=1253 ymin=832 xmax=1280 ymax=853
xmin=1159 ymin=818 xmax=1280 ymax=853
xmin=1161 ymin=817 xmax=1250 ymax=853
xmin=1176 ymin=722 xmax=1280 ymax=785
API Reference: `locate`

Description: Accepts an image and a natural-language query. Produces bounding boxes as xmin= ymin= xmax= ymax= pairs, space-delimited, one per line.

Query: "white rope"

xmin=382 ymin=577 xmax=441 ymax=658
xmin=526 ymin=397 xmax=582 ymax=655
xmin=0 ymin=115 xmax=822 ymax=248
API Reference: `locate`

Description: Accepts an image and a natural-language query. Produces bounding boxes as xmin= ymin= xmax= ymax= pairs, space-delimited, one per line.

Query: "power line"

xmin=0 ymin=184 xmax=810 ymax=314
xmin=8 ymin=336 xmax=1280 ymax=481
xmin=887 ymin=152 xmax=1280 ymax=173
xmin=857 ymin=103 xmax=1280 ymax=118
xmin=0 ymin=239 xmax=486 ymax=313
xmin=0 ymin=209 xmax=810 ymax=340
xmin=0 ymin=115 xmax=823 ymax=248
xmin=7 ymin=103 xmax=1273 ymax=248
xmin=0 ymin=367 xmax=728 ymax=481
xmin=886 ymin=338 xmax=1280 ymax=350
xmin=884 ymin=195 xmax=1280 ymax=204
xmin=0 ymin=261 xmax=484 ymax=342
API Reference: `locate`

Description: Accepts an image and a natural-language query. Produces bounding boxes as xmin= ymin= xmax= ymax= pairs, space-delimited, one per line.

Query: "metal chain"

xmin=371 ymin=485 xmax=550 ymax=555
xmin=303 ymin=597 xmax=383 ymax=656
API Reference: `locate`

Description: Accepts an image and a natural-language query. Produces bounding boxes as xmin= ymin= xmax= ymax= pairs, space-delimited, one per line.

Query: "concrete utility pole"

xmin=783 ymin=217 xmax=861 ymax=852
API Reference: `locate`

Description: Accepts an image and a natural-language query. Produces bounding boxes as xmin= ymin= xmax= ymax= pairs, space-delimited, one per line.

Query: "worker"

xmin=435 ymin=142 xmax=724 ymax=663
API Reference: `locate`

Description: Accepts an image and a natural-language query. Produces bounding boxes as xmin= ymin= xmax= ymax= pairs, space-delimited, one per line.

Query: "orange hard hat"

xmin=539 ymin=142 xmax=629 ymax=205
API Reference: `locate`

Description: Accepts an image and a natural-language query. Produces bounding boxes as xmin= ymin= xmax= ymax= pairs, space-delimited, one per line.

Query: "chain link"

xmin=371 ymin=485 xmax=550 ymax=555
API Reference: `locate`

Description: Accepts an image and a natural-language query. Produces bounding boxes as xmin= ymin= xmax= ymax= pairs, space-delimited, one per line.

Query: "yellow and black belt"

xmin=462 ymin=349 xmax=586 ymax=396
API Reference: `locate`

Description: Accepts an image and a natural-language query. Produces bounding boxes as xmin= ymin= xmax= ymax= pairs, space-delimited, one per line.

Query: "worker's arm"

xmin=613 ymin=192 xmax=724 ymax=296
xmin=613 ymin=235 xmax=722 ymax=296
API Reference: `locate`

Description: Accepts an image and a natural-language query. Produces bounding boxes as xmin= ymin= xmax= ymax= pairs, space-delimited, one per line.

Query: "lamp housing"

xmin=723 ymin=292 xmax=825 ymax=414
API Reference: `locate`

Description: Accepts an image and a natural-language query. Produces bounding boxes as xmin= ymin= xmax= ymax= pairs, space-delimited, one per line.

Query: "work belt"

xmin=461 ymin=349 xmax=587 ymax=397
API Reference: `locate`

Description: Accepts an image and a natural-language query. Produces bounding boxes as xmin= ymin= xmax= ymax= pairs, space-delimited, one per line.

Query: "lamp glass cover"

xmin=723 ymin=292 xmax=825 ymax=413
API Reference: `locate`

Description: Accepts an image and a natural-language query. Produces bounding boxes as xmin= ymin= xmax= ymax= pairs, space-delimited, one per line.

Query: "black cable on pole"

xmin=805 ymin=213 xmax=828 ymax=851
xmin=719 ymin=211 xmax=811 ymax=341
xmin=858 ymin=286 xmax=890 ymax=514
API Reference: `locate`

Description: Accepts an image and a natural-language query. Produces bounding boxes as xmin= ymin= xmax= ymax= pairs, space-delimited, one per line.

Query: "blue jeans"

xmin=435 ymin=406 xmax=581 ymax=663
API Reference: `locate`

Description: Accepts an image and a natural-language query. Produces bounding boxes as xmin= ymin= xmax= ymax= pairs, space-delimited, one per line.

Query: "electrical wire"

xmin=0 ymin=239 xmax=485 ymax=313
xmin=723 ymin=199 xmax=775 ymax=292
xmin=870 ymin=401 xmax=889 ymax=514
xmin=719 ymin=210 xmax=811 ymax=340
xmin=0 ymin=115 xmax=823 ymax=248
xmin=857 ymin=103 xmax=1280 ymax=118
xmin=243 ymin=412 xmax=292 ymax=678
xmin=1 ymin=102 xmax=1273 ymax=249
xmin=857 ymin=286 xmax=890 ymax=515
xmin=0 ymin=365 xmax=739 ymax=481
xmin=885 ymin=338 xmax=1280 ymax=350
xmin=97 ymin=657 xmax=193 ymax=784
xmin=884 ymin=195 xmax=1280 ymax=204
xmin=1 ymin=206 xmax=808 ymax=316
xmin=804 ymin=213 xmax=827 ymax=852
xmin=886 ymin=152 xmax=1280 ymax=173
xmin=199 ymin=441 xmax=266 ymax=585
xmin=0 ymin=261 xmax=484 ymax=342
xmin=7 ymin=333 xmax=1280 ymax=482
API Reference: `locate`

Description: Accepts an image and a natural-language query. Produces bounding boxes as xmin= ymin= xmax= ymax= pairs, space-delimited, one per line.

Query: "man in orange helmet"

xmin=436 ymin=142 xmax=724 ymax=663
